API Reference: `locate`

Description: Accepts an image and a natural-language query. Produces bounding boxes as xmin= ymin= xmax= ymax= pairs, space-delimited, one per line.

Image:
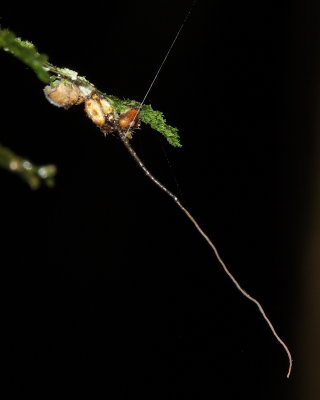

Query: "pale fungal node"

xmin=44 ymin=80 xmax=88 ymax=108
xmin=84 ymin=94 xmax=114 ymax=129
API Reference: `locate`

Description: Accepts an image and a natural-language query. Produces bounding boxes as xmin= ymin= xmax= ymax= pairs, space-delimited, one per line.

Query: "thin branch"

xmin=0 ymin=143 xmax=57 ymax=189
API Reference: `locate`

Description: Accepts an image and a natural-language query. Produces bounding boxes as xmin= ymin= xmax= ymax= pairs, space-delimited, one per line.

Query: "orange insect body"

xmin=118 ymin=109 xmax=140 ymax=130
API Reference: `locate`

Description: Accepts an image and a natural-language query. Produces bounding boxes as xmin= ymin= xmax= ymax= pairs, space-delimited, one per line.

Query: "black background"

xmin=1 ymin=1 xmax=318 ymax=398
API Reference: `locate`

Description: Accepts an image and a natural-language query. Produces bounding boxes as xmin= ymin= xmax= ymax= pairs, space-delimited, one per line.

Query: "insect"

xmin=41 ymin=4 xmax=292 ymax=378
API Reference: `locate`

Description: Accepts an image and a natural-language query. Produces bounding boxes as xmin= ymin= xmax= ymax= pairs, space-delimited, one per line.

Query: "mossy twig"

xmin=44 ymin=63 xmax=181 ymax=147
xmin=0 ymin=29 xmax=50 ymax=82
xmin=0 ymin=27 xmax=181 ymax=188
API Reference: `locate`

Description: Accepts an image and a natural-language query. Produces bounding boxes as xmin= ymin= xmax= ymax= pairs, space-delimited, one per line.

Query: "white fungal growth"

xmin=22 ymin=160 xmax=32 ymax=170
xmin=58 ymin=68 xmax=78 ymax=81
xmin=78 ymin=85 xmax=93 ymax=99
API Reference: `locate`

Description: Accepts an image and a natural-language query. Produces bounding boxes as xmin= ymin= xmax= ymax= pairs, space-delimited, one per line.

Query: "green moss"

xmin=106 ymin=95 xmax=139 ymax=114
xmin=140 ymin=104 xmax=181 ymax=147
xmin=106 ymin=96 xmax=181 ymax=147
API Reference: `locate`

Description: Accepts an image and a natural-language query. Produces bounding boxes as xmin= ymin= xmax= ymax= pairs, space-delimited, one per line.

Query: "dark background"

xmin=1 ymin=1 xmax=319 ymax=398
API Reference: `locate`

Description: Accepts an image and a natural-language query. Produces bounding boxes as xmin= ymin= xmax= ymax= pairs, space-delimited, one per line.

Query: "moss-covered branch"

xmin=0 ymin=28 xmax=181 ymax=145
xmin=44 ymin=63 xmax=181 ymax=147
xmin=140 ymin=104 xmax=181 ymax=147
xmin=0 ymin=28 xmax=181 ymax=187
xmin=0 ymin=144 xmax=56 ymax=189
xmin=106 ymin=96 xmax=181 ymax=147
xmin=0 ymin=29 xmax=50 ymax=82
